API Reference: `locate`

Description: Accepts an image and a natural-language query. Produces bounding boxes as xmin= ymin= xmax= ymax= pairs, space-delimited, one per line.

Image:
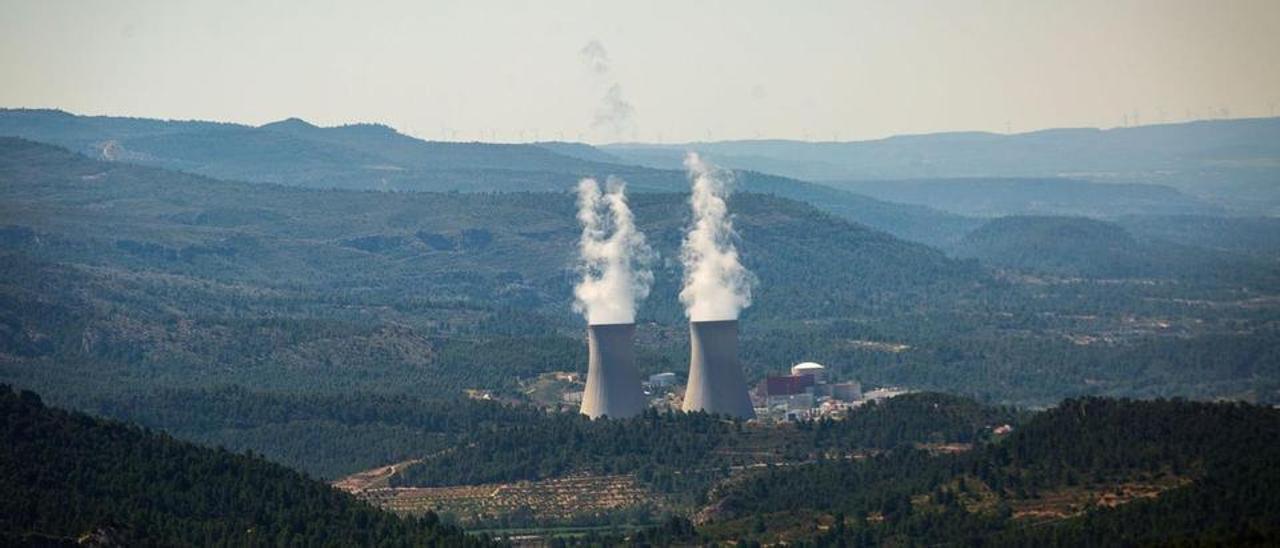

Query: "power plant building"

xmin=580 ymin=323 xmax=646 ymax=419
xmin=790 ymin=362 xmax=827 ymax=383
xmin=763 ymin=374 xmax=815 ymax=397
xmin=682 ymin=319 xmax=755 ymax=419
xmin=647 ymin=372 xmax=677 ymax=388
xmin=828 ymin=382 xmax=862 ymax=402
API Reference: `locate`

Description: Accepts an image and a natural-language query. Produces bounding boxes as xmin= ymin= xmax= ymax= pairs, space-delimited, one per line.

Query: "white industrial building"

xmin=790 ymin=362 xmax=826 ymax=383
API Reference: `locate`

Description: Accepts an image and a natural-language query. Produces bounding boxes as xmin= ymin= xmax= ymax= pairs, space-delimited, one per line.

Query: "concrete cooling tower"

xmin=682 ymin=319 xmax=755 ymax=419
xmin=580 ymin=323 xmax=646 ymax=419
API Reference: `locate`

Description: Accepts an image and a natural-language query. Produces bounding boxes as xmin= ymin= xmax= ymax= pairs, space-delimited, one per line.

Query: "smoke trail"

xmin=574 ymin=177 xmax=654 ymax=325
xmin=579 ymin=39 xmax=636 ymax=139
xmin=680 ymin=153 xmax=753 ymax=321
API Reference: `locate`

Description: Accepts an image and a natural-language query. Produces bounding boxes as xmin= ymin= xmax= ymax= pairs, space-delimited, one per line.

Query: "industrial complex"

xmin=574 ymin=325 xmax=905 ymax=422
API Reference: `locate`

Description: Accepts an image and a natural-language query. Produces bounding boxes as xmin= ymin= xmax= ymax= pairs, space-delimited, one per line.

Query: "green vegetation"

xmin=0 ymin=385 xmax=489 ymax=546
xmin=4 ymin=103 xmax=1279 ymax=546
xmin=81 ymin=386 xmax=546 ymax=480
xmin=7 ymin=381 xmax=1279 ymax=545
xmin=691 ymin=397 xmax=1280 ymax=546
xmin=2 ymin=136 xmax=1278 ymax=483
xmin=1117 ymin=214 xmax=1280 ymax=259
xmin=953 ymin=215 xmax=1280 ymax=287
xmin=392 ymin=393 xmax=1019 ymax=497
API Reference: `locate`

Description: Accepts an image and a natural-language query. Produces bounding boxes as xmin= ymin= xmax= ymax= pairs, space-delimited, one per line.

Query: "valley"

xmin=4 ymin=3 xmax=1278 ymax=545
xmin=0 ymin=116 xmax=1276 ymax=545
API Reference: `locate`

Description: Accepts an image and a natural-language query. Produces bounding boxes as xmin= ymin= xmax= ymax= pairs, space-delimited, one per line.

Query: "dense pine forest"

xmin=8 ymin=384 xmax=1278 ymax=546
xmin=1 ymin=120 xmax=1278 ymax=544
xmin=692 ymin=397 xmax=1280 ymax=545
xmin=3 ymin=139 xmax=1275 ymax=417
xmin=0 ymin=385 xmax=489 ymax=546
xmin=4 ymin=0 xmax=1280 ymax=541
xmin=392 ymin=393 xmax=1021 ymax=493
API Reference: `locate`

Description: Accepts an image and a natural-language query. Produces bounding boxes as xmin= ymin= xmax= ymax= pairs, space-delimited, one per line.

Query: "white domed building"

xmin=790 ymin=362 xmax=826 ymax=384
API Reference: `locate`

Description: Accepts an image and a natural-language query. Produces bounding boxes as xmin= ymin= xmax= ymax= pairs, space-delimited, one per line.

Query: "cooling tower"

xmin=682 ymin=319 xmax=755 ymax=419
xmin=580 ymin=323 xmax=646 ymax=419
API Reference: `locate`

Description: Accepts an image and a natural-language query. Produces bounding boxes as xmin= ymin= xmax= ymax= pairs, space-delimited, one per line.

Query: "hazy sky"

xmin=2 ymin=0 xmax=1277 ymax=143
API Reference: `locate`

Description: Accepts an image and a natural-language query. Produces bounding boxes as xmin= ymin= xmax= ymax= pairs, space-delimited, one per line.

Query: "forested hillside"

xmin=0 ymin=137 xmax=983 ymax=392
xmin=1 ymin=137 xmax=1278 ymax=484
xmin=0 ymin=109 xmax=976 ymax=247
xmin=952 ymin=215 xmax=1280 ymax=287
xmin=1117 ymin=214 xmax=1280 ymax=259
xmin=392 ymin=393 xmax=1021 ymax=494
xmin=669 ymin=397 xmax=1280 ymax=545
xmin=0 ymin=385 xmax=487 ymax=546
xmin=80 ymin=387 xmax=550 ymax=480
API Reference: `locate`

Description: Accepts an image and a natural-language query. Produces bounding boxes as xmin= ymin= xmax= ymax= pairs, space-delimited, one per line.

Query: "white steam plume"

xmin=680 ymin=153 xmax=753 ymax=322
xmin=574 ymin=177 xmax=654 ymax=325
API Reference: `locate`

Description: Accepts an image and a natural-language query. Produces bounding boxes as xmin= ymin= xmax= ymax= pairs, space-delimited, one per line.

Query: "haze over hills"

xmin=9 ymin=109 xmax=1276 ymax=246
xmin=0 ymin=138 xmax=991 ymax=397
xmin=952 ymin=216 xmax=1280 ymax=285
xmin=1115 ymin=215 xmax=1280 ymax=259
xmin=0 ymin=109 xmax=976 ymax=247
xmin=601 ymin=117 xmax=1280 ymax=181
xmin=603 ymin=118 xmax=1280 ymax=216
xmin=2 ymin=137 xmax=1276 ymax=434
xmin=2 ymin=122 xmax=1278 ymax=544
xmin=5 ymin=0 xmax=1279 ymax=543
xmin=1 ymin=107 xmax=1278 ymax=546
xmin=832 ymin=178 xmax=1222 ymax=218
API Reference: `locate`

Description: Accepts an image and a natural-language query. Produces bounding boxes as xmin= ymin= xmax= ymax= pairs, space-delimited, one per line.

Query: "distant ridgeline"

xmin=0 ymin=110 xmax=977 ymax=247
xmin=601 ymin=117 xmax=1280 ymax=216
xmin=0 ymin=385 xmax=490 ymax=546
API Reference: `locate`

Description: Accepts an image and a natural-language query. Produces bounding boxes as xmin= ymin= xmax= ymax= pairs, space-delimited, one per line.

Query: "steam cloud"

xmin=680 ymin=153 xmax=754 ymax=321
xmin=574 ymin=177 xmax=654 ymax=325
xmin=580 ymin=39 xmax=636 ymax=138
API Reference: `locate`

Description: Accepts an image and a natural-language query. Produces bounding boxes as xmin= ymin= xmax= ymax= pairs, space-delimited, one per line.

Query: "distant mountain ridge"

xmin=0 ymin=109 xmax=977 ymax=247
xmin=603 ymin=118 xmax=1280 ymax=215
xmin=833 ymin=178 xmax=1223 ymax=218
xmin=602 ymin=118 xmax=1280 ymax=180
xmin=0 ymin=108 xmax=607 ymax=181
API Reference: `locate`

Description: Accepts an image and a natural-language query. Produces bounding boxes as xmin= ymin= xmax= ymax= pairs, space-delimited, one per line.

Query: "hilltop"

xmin=0 ymin=109 xmax=977 ymax=247
xmin=0 ymin=137 xmax=990 ymax=400
xmin=952 ymin=215 xmax=1280 ymax=287
xmin=0 ymin=385 xmax=485 ymax=546
xmin=604 ymin=118 xmax=1280 ymax=215
xmin=0 ymin=137 xmax=1277 ymax=486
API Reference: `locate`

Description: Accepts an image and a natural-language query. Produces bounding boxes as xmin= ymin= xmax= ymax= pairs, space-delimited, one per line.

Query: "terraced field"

xmin=1007 ymin=476 xmax=1191 ymax=521
xmin=351 ymin=473 xmax=665 ymax=525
